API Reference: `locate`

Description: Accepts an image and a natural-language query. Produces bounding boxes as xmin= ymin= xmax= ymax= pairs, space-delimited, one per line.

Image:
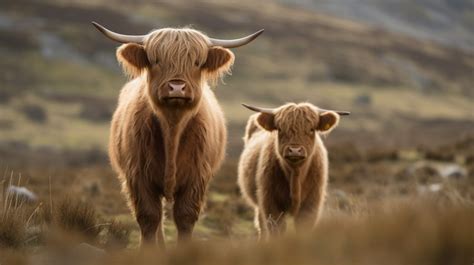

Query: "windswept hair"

xmin=274 ymin=103 xmax=320 ymax=133
xmin=144 ymin=27 xmax=234 ymax=86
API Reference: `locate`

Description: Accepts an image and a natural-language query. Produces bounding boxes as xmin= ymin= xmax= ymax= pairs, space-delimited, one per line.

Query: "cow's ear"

xmin=116 ymin=43 xmax=150 ymax=78
xmin=317 ymin=111 xmax=339 ymax=133
xmin=203 ymin=47 xmax=235 ymax=73
xmin=257 ymin=113 xmax=276 ymax=131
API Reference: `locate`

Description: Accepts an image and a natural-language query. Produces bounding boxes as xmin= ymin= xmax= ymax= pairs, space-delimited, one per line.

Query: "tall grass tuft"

xmin=54 ymin=197 xmax=101 ymax=242
xmin=0 ymin=168 xmax=132 ymax=251
xmin=104 ymin=220 xmax=131 ymax=250
xmin=0 ymin=208 xmax=28 ymax=249
xmin=0 ymin=171 xmax=38 ymax=249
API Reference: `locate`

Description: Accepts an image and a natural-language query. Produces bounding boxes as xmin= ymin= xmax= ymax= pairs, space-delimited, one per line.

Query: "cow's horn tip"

xmin=91 ymin=21 xmax=101 ymax=30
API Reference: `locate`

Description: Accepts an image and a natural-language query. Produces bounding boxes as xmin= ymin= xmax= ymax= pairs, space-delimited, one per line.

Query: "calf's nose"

xmin=288 ymin=146 xmax=304 ymax=157
xmin=168 ymin=80 xmax=186 ymax=96
xmin=284 ymin=146 xmax=307 ymax=163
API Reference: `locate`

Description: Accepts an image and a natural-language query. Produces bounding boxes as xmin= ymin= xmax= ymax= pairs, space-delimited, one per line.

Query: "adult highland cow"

xmin=238 ymin=103 xmax=349 ymax=239
xmin=93 ymin=22 xmax=263 ymax=246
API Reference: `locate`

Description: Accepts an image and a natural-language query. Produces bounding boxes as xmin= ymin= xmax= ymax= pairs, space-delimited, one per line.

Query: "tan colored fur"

xmin=237 ymin=103 xmax=339 ymax=238
xmin=109 ymin=27 xmax=233 ymax=246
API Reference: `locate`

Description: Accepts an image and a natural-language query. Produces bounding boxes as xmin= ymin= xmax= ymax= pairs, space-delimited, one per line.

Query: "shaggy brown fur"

xmin=109 ymin=28 xmax=234 ymax=247
xmin=238 ymin=103 xmax=340 ymax=239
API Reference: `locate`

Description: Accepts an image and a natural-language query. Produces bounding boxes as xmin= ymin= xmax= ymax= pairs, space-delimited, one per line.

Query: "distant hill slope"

xmin=0 ymin=0 xmax=473 ymax=153
xmin=2 ymin=0 xmax=472 ymax=96
xmin=279 ymin=0 xmax=474 ymax=51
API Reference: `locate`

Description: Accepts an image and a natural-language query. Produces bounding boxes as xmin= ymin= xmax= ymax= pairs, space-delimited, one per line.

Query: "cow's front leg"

xmin=259 ymin=197 xmax=287 ymax=238
xmin=294 ymin=207 xmax=318 ymax=233
xmin=128 ymin=179 xmax=165 ymax=248
xmin=134 ymin=199 xmax=165 ymax=248
xmin=173 ymin=184 xmax=206 ymax=243
xmin=254 ymin=207 xmax=267 ymax=240
xmin=294 ymin=192 xmax=324 ymax=232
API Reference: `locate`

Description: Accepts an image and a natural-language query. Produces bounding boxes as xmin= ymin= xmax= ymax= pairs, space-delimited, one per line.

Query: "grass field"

xmin=1 ymin=136 xmax=473 ymax=264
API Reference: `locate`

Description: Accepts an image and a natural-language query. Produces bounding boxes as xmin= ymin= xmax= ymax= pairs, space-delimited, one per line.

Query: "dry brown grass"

xmin=84 ymin=198 xmax=473 ymax=265
xmin=52 ymin=197 xmax=101 ymax=242
xmin=2 ymin=197 xmax=473 ymax=265
xmin=0 ymin=124 xmax=474 ymax=265
xmin=0 ymin=172 xmax=132 ymax=255
xmin=103 ymin=220 xmax=131 ymax=250
xmin=0 ymin=173 xmax=40 ymax=249
xmin=1 ymin=141 xmax=473 ymax=264
xmin=0 ymin=206 xmax=29 ymax=249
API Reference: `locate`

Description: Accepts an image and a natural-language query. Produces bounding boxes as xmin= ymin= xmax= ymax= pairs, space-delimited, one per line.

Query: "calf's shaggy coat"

xmin=238 ymin=103 xmax=342 ymax=238
xmin=93 ymin=23 xmax=262 ymax=246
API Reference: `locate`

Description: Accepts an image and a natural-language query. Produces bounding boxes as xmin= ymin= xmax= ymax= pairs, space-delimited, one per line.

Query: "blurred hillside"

xmin=280 ymin=0 xmax=474 ymax=51
xmin=0 ymin=0 xmax=473 ymax=161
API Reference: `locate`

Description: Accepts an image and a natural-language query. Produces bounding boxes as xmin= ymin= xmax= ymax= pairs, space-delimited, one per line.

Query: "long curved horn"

xmin=242 ymin=103 xmax=275 ymax=114
xmin=92 ymin=22 xmax=146 ymax=44
xmin=210 ymin=29 xmax=264 ymax=48
xmin=319 ymin=108 xmax=351 ymax=116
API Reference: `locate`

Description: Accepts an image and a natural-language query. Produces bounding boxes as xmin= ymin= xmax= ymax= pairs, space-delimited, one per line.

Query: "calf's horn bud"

xmin=319 ymin=109 xmax=351 ymax=116
xmin=242 ymin=103 xmax=350 ymax=116
xmin=241 ymin=103 xmax=275 ymax=114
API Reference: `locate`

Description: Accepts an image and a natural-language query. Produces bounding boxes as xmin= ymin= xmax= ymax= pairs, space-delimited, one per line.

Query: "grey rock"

xmin=6 ymin=186 xmax=38 ymax=205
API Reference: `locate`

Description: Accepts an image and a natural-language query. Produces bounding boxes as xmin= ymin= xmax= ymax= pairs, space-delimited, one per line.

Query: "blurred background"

xmin=0 ymin=0 xmax=473 ymax=253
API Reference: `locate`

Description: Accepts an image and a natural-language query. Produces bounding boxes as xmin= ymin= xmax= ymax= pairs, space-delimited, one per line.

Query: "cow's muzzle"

xmin=284 ymin=146 xmax=307 ymax=163
xmin=162 ymin=80 xmax=193 ymax=103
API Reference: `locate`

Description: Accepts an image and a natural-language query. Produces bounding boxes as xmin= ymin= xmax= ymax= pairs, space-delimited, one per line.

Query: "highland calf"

xmin=238 ymin=103 xmax=349 ymax=238
xmin=93 ymin=22 xmax=262 ymax=246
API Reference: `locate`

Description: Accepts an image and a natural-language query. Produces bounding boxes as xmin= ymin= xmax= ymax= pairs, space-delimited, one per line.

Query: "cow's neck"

xmin=278 ymin=156 xmax=311 ymax=215
xmin=154 ymin=105 xmax=199 ymax=200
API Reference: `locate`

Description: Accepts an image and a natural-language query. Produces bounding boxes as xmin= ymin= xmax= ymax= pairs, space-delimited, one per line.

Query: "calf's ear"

xmin=116 ymin=43 xmax=150 ymax=78
xmin=257 ymin=113 xmax=277 ymax=131
xmin=203 ymin=47 xmax=235 ymax=74
xmin=317 ymin=111 xmax=339 ymax=133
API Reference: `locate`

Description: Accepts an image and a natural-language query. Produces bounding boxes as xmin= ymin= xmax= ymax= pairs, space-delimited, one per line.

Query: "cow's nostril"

xmin=168 ymin=82 xmax=186 ymax=92
xmin=289 ymin=147 xmax=303 ymax=155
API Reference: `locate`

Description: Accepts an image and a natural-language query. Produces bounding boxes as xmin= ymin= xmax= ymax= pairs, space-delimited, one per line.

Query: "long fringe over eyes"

xmin=144 ymin=28 xmax=233 ymax=86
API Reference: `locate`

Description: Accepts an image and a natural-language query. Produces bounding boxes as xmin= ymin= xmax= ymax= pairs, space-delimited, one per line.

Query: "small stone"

xmin=6 ymin=186 xmax=38 ymax=205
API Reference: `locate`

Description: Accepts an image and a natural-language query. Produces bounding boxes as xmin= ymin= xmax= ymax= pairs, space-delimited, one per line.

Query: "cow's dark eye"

xmin=310 ymin=128 xmax=316 ymax=133
xmin=195 ymin=61 xmax=201 ymax=67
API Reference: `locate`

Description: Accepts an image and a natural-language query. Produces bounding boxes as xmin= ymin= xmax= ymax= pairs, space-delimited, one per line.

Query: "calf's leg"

xmin=254 ymin=208 xmax=268 ymax=240
xmin=294 ymin=192 xmax=324 ymax=232
xmin=260 ymin=199 xmax=287 ymax=237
